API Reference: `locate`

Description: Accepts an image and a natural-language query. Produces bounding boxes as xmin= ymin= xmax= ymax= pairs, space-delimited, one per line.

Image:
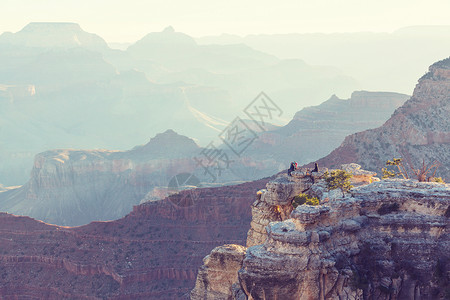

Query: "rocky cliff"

xmin=315 ymin=57 xmax=450 ymax=181
xmin=191 ymin=165 xmax=450 ymax=299
xmin=0 ymin=177 xmax=269 ymax=299
xmin=0 ymin=130 xmax=200 ymax=226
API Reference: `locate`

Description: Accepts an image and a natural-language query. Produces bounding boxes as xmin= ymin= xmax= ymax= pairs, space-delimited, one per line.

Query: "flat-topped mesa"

xmin=191 ymin=165 xmax=450 ymax=300
xmin=0 ymin=22 xmax=109 ymax=50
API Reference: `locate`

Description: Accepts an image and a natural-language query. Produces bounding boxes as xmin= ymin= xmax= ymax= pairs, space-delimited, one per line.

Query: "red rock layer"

xmin=0 ymin=178 xmax=269 ymax=299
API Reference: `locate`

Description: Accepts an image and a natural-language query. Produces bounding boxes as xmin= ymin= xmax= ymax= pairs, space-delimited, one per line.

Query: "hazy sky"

xmin=1 ymin=0 xmax=450 ymax=42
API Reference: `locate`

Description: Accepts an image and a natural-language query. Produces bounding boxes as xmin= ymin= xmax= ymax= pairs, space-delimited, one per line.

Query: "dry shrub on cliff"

xmin=382 ymin=158 xmax=409 ymax=179
xmin=382 ymin=157 xmax=445 ymax=183
xmin=411 ymin=160 xmax=442 ymax=182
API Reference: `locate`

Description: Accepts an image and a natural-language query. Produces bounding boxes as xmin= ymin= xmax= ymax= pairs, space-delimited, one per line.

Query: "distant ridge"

xmin=0 ymin=22 xmax=109 ymax=51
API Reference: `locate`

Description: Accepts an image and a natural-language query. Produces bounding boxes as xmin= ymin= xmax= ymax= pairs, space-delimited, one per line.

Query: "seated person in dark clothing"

xmin=288 ymin=161 xmax=298 ymax=176
xmin=312 ymin=162 xmax=319 ymax=173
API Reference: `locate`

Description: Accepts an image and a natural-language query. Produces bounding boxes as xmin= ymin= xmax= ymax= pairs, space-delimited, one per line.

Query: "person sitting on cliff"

xmin=288 ymin=161 xmax=298 ymax=176
xmin=312 ymin=162 xmax=319 ymax=173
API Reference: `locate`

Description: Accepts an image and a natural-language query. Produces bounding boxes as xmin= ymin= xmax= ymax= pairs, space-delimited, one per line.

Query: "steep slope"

xmin=0 ymin=178 xmax=269 ymax=299
xmin=315 ymin=57 xmax=450 ymax=180
xmin=0 ymin=60 xmax=230 ymax=186
xmin=245 ymin=91 xmax=408 ymax=166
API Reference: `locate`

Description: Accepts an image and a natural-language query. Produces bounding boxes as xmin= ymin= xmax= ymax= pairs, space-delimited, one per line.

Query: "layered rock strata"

xmin=192 ymin=165 xmax=450 ymax=299
xmin=191 ymin=245 xmax=247 ymax=300
xmin=316 ymin=57 xmax=450 ymax=180
xmin=0 ymin=130 xmax=201 ymax=226
xmin=0 ymin=178 xmax=269 ymax=299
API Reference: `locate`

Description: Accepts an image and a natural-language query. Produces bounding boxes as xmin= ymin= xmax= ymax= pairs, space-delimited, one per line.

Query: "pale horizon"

xmin=1 ymin=0 xmax=450 ymax=43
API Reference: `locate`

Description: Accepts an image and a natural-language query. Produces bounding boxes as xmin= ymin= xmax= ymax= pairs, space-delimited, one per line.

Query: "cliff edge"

xmin=191 ymin=165 xmax=449 ymax=299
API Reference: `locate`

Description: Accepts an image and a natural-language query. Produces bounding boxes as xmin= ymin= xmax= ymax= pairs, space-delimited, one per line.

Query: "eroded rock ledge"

xmin=191 ymin=164 xmax=450 ymax=300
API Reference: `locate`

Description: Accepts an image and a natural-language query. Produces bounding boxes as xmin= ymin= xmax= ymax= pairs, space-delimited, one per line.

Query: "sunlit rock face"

xmin=192 ymin=164 xmax=450 ymax=299
xmin=245 ymin=164 xmax=374 ymax=248
xmin=316 ymin=57 xmax=450 ymax=181
xmin=191 ymin=244 xmax=247 ymax=300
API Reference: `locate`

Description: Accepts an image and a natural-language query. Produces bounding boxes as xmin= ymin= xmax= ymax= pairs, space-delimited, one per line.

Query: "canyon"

xmin=191 ymin=165 xmax=450 ymax=299
xmin=0 ymin=90 xmax=407 ymax=226
xmin=0 ymin=178 xmax=269 ymax=299
xmin=0 ymin=22 xmax=360 ymax=186
xmin=0 ymin=25 xmax=448 ymax=300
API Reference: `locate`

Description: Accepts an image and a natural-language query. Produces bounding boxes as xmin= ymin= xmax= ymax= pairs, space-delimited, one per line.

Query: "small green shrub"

xmin=292 ymin=193 xmax=319 ymax=208
xmin=323 ymin=169 xmax=353 ymax=197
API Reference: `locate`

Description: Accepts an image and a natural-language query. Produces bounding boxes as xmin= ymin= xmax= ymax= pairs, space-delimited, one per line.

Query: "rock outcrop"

xmin=0 ymin=130 xmax=201 ymax=226
xmin=0 ymin=178 xmax=269 ymax=299
xmin=316 ymin=57 xmax=450 ymax=181
xmin=192 ymin=165 xmax=450 ymax=299
xmin=191 ymin=245 xmax=247 ymax=300
xmin=246 ymin=164 xmax=376 ymax=248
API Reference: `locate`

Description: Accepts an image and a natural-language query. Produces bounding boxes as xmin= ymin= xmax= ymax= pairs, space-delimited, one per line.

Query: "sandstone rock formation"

xmin=315 ymin=57 xmax=450 ymax=181
xmin=191 ymin=244 xmax=247 ymax=300
xmin=192 ymin=165 xmax=450 ymax=299
xmin=0 ymin=178 xmax=269 ymax=299
xmin=0 ymin=130 xmax=201 ymax=226
xmin=245 ymin=164 xmax=376 ymax=249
